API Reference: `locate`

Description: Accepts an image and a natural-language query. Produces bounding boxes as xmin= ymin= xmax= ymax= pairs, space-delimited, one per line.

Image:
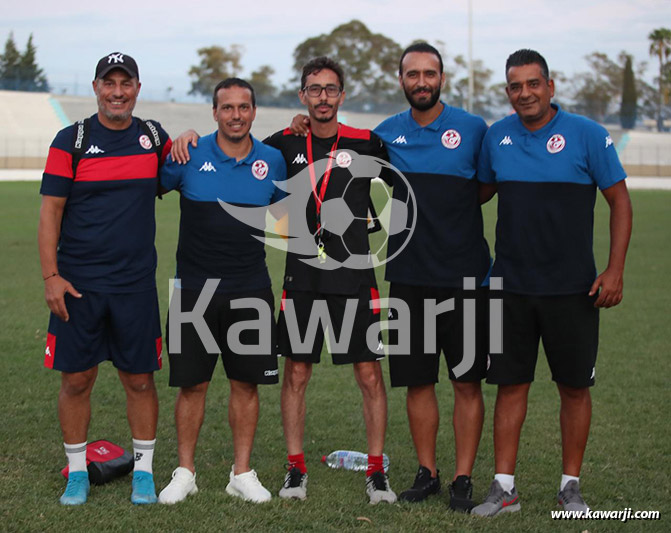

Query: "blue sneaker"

xmin=131 ymin=471 xmax=158 ymax=505
xmin=60 ymin=471 xmax=90 ymax=505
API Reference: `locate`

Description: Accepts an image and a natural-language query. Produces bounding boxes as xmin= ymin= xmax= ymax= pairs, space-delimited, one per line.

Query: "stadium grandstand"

xmin=0 ymin=90 xmax=386 ymax=170
xmin=0 ymin=90 xmax=669 ymax=181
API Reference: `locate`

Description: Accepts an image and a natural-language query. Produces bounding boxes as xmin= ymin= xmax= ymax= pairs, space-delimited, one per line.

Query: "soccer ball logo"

xmin=335 ymin=151 xmax=352 ymax=168
xmin=441 ymin=129 xmax=461 ymax=149
xmin=318 ymin=164 xmax=415 ymax=269
xmin=217 ymin=151 xmax=416 ymax=270
xmin=546 ymin=134 xmax=566 ymax=154
xmin=252 ymin=160 xmax=269 ymax=179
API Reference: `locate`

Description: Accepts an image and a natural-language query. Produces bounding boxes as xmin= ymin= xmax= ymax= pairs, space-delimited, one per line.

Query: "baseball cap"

xmin=94 ymin=52 xmax=139 ymax=80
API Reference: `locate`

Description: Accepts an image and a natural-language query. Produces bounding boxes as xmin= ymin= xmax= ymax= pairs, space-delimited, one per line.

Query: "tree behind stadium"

xmin=188 ymin=45 xmax=243 ymax=100
xmin=619 ymin=55 xmax=637 ymax=130
xmin=292 ymin=20 xmax=405 ymax=113
xmin=648 ymin=28 xmax=671 ymax=131
xmin=0 ymin=33 xmax=49 ymax=92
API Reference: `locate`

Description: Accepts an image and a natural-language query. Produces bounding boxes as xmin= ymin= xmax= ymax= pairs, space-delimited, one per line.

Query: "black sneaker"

xmin=449 ymin=475 xmax=475 ymax=513
xmin=278 ymin=466 xmax=307 ymax=500
xmin=399 ymin=466 xmax=441 ymax=502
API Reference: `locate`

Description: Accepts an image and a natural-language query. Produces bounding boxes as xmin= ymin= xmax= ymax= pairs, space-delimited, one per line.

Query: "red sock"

xmin=288 ymin=453 xmax=307 ymax=474
xmin=366 ymin=454 xmax=384 ymax=477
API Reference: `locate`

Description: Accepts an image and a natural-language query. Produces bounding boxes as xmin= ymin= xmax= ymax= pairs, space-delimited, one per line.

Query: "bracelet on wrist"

xmin=43 ymin=273 xmax=59 ymax=281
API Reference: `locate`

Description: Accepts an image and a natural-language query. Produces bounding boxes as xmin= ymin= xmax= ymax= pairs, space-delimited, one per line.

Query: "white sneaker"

xmin=278 ymin=467 xmax=308 ymax=500
xmin=158 ymin=467 xmax=198 ymax=504
xmin=225 ymin=466 xmax=271 ymax=503
xmin=366 ymin=471 xmax=397 ymax=504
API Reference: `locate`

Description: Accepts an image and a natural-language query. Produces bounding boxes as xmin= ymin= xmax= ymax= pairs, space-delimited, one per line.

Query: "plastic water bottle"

xmin=321 ymin=450 xmax=390 ymax=473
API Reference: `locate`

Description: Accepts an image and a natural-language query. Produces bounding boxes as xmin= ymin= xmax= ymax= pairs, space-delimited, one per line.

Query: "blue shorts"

xmin=44 ymin=289 xmax=162 ymax=374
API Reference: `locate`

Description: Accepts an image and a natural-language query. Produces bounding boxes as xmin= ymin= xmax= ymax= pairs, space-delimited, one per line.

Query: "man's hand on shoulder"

xmin=290 ymin=114 xmax=310 ymax=136
xmin=44 ymin=275 xmax=82 ymax=322
xmin=170 ymin=129 xmax=200 ymax=164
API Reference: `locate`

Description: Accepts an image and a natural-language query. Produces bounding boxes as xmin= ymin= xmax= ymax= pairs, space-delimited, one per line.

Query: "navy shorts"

xmin=387 ymin=283 xmax=488 ymax=387
xmin=486 ymin=291 xmax=599 ymax=388
xmin=277 ymin=286 xmax=384 ymax=364
xmin=44 ymin=289 xmax=162 ymax=374
xmin=166 ymin=287 xmax=278 ymax=387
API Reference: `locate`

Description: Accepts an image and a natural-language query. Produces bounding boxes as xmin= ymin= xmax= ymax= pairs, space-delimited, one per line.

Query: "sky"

xmin=1 ymin=0 xmax=669 ymax=102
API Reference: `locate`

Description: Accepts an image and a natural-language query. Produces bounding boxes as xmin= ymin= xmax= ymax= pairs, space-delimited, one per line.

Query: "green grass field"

xmin=1 ymin=181 xmax=669 ymax=532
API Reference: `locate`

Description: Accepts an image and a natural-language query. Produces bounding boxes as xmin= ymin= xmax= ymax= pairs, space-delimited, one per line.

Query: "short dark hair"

xmin=505 ymin=49 xmax=550 ymax=82
xmin=300 ymin=57 xmax=345 ymax=90
xmin=399 ymin=42 xmax=443 ymax=75
xmin=212 ymin=77 xmax=256 ymax=108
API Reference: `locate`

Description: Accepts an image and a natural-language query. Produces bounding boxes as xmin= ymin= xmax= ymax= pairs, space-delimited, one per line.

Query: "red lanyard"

xmin=306 ymin=125 xmax=341 ymax=223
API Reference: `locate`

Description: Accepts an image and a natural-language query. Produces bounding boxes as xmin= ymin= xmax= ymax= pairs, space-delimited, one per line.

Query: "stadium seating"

xmin=0 ymin=90 xmax=668 ymax=176
xmin=0 ymin=90 xmax=65 ymax=168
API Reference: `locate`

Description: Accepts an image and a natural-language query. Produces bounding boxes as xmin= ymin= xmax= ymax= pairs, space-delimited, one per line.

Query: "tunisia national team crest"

xmin=139 ymin=135 xmax=152 ymax=150
xmin=546 ymin=134 xmax=566 ymax=154
xmin=441 ymin=129 xmax=461 ymax=149
xmin=336 ymin=151 xmax=352 ymax=168
xmin=252 ymin=160 xmax=269 ymax=180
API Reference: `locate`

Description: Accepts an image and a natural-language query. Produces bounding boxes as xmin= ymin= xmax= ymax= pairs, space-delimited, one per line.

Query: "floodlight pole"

xmin=467 ymin=0 xmax=474 ymax=113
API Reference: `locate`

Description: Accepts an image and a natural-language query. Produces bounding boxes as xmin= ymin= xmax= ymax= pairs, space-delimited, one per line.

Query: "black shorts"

xmin=486 ymin=291 xmax=599 ymax=388
xmin=166 ymin=287 xmax=278 ymax=387
xmin=387 ymin=283 xmax=488 ymax=387
xmin=45 ymin=289 xmax=162 ymax=374
xmin=277 ymin=286 xmax=384 ymax=364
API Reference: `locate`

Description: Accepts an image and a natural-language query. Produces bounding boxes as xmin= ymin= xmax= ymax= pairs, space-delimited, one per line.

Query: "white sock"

xmin=561 ymin=474 xmax=579 ymax=491
xmin=133 ymin=438 xmax=156 ymax=474
xmin=64 ymin=441 xmax=87 ymax=473
xmin=494 ymin=473 xmax=515 ymax=493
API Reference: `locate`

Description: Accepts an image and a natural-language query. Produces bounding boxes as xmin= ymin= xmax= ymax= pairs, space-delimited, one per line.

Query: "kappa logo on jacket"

xmin=199 ymin=161 xmax=217 ymax=172
xmin=292 ymin=153 xmax=308 ymax=165
xmin=85 ymin=145 xmax=105 ymax=154
xmin=392 ymin=135 xmax=407 ymax=144
xmin=499 ymin=136 xmax=513 ymax=146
